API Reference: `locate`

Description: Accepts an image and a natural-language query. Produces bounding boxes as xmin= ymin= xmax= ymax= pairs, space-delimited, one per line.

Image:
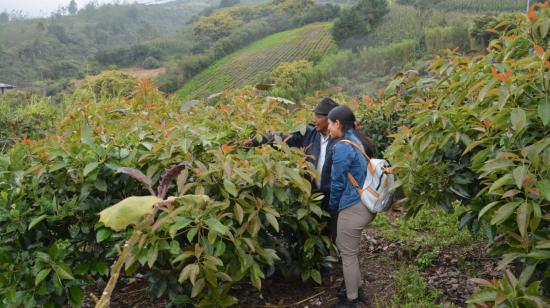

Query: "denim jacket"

xmin=329 ymin=130 xmax=368 ymax=212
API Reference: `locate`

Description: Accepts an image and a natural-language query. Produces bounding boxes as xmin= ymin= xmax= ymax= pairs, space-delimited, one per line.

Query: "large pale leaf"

xmin=511 ymin=108 xmax=527 ymax=131
xmin=538 ymin=101 xmax=550 ymax=126
xmin=99 ymin=196 xmax=162 ymax=231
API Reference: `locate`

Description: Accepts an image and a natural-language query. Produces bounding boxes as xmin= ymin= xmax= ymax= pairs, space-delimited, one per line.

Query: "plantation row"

xmin=435 ymin=0 xmax=528 ymax=12
xmin=177 ymin=23 xmax=335 ymax=99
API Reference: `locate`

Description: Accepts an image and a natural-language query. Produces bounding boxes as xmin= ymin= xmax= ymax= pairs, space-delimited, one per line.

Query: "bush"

xmin=0 ymin=85 xmax=336 ymax=306
xmin=357 ymin=39 xmax=420 ymax=76
xmin=425 ymin=24 xmax=470 ymax=53
xmin=385 ymin=6 xmax=550 ymax=305
xmin=332 ymin=0 xmax=389 ymax=48
xmin=142 ymin=56 xmax=160 ymax=69
xmin=76 ymin=70 xmax=137 ymax=99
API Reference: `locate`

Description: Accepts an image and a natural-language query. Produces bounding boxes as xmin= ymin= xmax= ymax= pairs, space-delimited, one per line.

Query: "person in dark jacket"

xmin=244 ymin=97 xmax=340 ymax=240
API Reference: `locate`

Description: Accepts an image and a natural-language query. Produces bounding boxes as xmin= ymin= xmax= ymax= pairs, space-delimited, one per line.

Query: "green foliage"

xmin=269 ymin=60 xmax=315 ymax=100
xmin=0 ymin=92 xmax=59 ymax=149
xmin=177 ymin=23 xmax=335 ymax=99
xmin=468 ymin=269 xmax=548 ymax=307
xmin=358 ymin=39 xmax=420 ymax=76
xmin=142 ymin=56 xmax=161 ymax=69
xmin=390 ymin=265 xmax=443 ymax=307
xmin=384 ymin=5 xmax=550 ymax=303
xmin=75 ymin=70 xmax=137 ymax=99
xmin=332 ymin=0 xmax=389 ymax=47
xmin=0 ymin=80 xmax=336 ymax=306
xmin=470 ymin=13 xmax=518 ymax=49
xmin=425 ymin=24 xmax=471 ymax=53
xmin=435 ymin=0 xmax=532 ymax=12
xmin=371 ymin=204 xmax=477 ymax=251
xmin=0 ymin=1 xmax=207 ymax=83
xmin=160 ymin=0 xmax=339 ymax=93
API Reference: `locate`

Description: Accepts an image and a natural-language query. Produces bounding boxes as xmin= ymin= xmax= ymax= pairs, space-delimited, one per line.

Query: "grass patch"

xmin=386 ymin=265 xmax=444 ymax=308
xmin=371 ymin=203 xmax=478 ymax=251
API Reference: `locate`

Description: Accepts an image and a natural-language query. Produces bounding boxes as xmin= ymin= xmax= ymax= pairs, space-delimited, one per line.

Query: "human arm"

xmin=329 ymin=143 xmax=353 ymax=211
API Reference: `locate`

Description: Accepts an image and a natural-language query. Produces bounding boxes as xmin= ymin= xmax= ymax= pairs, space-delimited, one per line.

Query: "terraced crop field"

xmin=177 ymin=22 xmax=335 ymax=99
xmin=435 ymin=0 xmax=527 ymax=12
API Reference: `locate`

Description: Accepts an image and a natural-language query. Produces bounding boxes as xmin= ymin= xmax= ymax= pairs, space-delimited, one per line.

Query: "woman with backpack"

xmin=327 ymin=105 xmax=376 ymax=308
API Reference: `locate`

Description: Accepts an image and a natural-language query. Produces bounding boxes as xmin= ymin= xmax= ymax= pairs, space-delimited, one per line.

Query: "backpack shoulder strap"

xmin=339 ymin=139 xmax=371 ymax=160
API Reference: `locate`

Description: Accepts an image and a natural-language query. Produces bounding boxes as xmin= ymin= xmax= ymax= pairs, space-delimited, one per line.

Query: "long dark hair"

xmin=328 ymin=105 xmax=376 ymax=158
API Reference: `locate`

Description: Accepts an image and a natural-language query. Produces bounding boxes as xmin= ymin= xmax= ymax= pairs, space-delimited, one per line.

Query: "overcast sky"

xmin=1 ymin=0 xmax=156 ymax=17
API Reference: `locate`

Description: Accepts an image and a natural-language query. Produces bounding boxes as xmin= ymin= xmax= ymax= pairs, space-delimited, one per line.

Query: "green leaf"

xmin=264 ymin=213 xmax=279 ymax=232
xmin=234 ymin=203 xmax=243 ymax=224
xmin=83 ymin=162 xmax=99 ymax=177
xmin=531 ymin=201 xmax=541 ymax=232
xmin=536 ymin=180 xmax=550 ymax=201
xmin=187 ymin=227 xmax=199 ymax=243
xmin=512 ymin=166 xmax=528 ymax=189
xmin=69 ymin=286 xmax=84 ymax=306
xmin=497 ymin=252 xmax=523 ymax=270
xmin=216 ymin=272 xmax=233 ymax=282
xmin=95 ymin=228 xmax=112 ymax=243
xmin=99 ymin=196 xmax=162 ymax=231
xmin=516 ymin=202 xmax=530 ymax=239
xmin=219 ymin=296 xmax=238 ymax=308
xmin=54 ymin=263 xmax=75 ymax=280
xmin=35 ymin=268 xmax=51 ymax=286
xmin=147 ymin=243 xmax=159 ymax=268
xmin=310 ymin=269 xmax=322 ymax=285
xmin=538 ymin=101 xmax=550 ymax=126
xmin=466 ymin=290 xmax=497 ymax=303
xmin=80 ymin=124 xmax=94 ymax=146
xmin=205 ymin=218 xmax=228 ymax=235
xmin=223 ymin=179 xmax=238 ymax=197
xmin=511 ymin=108 xmax=526 ymax=131
xmin=489 ymin=174 xmax=513 ymax=193
xmin=518 ymin=264 xmax=536 ymax=288
xmin=178 ymin=263 xmax=197 ymax=284
xmin=296 ymin=208 xmax=308 ymax=220
xmin=527 ymin=250 xmax=550 ymax=259
xmin=191 ymin=278 xmax=205 ymax=298
xmin=521 ymin=295 xmax=550 ymax=308
xmin=28 ymin=214 xmax=48 ymax=230
xmin=478 ymin=201 xmax=500 ymax=219
xmin=536 ymin=240 xmax=550 ymax=249
xmin=169 ymin=217 xmax=192 ymax=238
xmin=172 ymin=251 xmax=195 ymax=264
xmin=491 ymin=202 xmax=520 ymax=225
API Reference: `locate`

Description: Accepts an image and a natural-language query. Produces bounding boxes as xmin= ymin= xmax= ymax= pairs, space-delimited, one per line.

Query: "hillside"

xmin=0 ymin=0 xmax=214 ymax=84
xmin=177 ymin=22 xmax=335 ymax=99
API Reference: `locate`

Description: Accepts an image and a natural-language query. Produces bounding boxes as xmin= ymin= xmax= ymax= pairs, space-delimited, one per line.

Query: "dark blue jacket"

xmin=256 ymin=124 xmax=336 ymax=209
xmin=329 ymin=130 xmax=368 ymax=212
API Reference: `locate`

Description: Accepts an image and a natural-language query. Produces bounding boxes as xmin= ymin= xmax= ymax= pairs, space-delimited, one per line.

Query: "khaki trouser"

xmin=336 ymin=202 xmax=376 ymax=300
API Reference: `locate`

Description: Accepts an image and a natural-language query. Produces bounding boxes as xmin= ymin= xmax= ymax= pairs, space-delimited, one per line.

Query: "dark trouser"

xmin=321 ymin=198 xmax=338 ymax=243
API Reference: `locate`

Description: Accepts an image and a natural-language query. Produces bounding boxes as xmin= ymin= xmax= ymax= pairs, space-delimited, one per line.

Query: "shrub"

xmin=425 ymin=24 xmax=470 ymax=53
xmin=142 ymin=56 xmax=160 ymax=69
xmin=75 ymin=70 xmax=137 ymax=98
xmin=0 ymin=85 xmax=336 ymax=306
xmin=384 ymin=5 xmax=550 ymax=305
